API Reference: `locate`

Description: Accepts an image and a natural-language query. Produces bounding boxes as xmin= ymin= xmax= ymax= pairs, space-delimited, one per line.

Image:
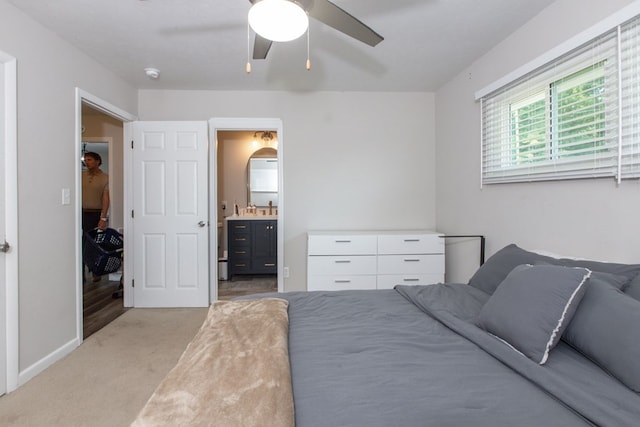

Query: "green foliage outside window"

xmin=509 ymin=62 xmax=606 ymax=165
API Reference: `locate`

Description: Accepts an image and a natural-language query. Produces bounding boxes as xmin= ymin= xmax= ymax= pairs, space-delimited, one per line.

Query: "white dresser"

xmin=307 ymin=230 xmax=445 ymax=291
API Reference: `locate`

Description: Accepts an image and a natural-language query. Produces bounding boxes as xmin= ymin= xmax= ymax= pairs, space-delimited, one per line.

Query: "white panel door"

xmin=0 ymin=52 xmax=17 ymax=394
xmin=0 ymin=59 xmax=7 ymax=395
xmin=132 ymin=122 xmax=209 ymax=307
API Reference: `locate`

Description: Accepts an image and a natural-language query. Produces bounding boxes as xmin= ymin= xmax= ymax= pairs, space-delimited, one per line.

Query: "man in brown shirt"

xmin=82 ymin=151 xmax=109 ymax=282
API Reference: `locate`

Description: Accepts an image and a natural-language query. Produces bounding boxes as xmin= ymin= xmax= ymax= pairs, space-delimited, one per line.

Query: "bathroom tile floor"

xmin=218 ymin=274 xmax=278 ymax=300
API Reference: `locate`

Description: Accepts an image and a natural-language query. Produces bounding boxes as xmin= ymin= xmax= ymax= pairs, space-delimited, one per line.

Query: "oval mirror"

xmin=247 ymin=147 xmax=278 ymax=207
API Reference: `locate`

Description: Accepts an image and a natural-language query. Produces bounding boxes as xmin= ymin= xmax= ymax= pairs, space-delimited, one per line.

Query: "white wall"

xmin=139 ymin=90 xmax=436 ymax=291
xmin=0 ymin=0 xmax=137 ymax=378
xmin=435 ymin=0 xmax=640 ymax=283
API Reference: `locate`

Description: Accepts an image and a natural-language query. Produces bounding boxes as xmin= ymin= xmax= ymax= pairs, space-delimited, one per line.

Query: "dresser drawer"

xmin=308 ymin=255 xmax=377 ymax=276
xmin=307 ymin=230 xmax=445 ymax=292
xmin=308 ymin=275 xmax=377 ymax=291
xmin=229 ymin=247 xmax=251 ymax=259
xmin=230 ymin=234 xmax=250 ymax=245
xmin=377 ymin=274 xmax=444 ymax=290
xmin=229 ymin=230 xmax=250 ymax=248
xmin=377 ymin=234 xmax=443 ymax=255
xmin=308 ymin=235 xmax=377 ymax=256
xmin=228 ymin=221 xmax=251 ymax=233
xmin=252 ymin=257 xmax=277 ymax=274
xmin=229 ymin=260 xmax=252 ymax=273
xmin=377 ymin=254 xmax=444 ymax=275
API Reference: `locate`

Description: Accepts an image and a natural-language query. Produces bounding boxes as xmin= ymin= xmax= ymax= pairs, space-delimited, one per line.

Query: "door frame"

xmin=75 ymin=89 xmax=136 ymax=339
xmin=1 ymin=50 xmax=18 ymax=393
xmin=209 ymin=118 xmax=284 ymax=302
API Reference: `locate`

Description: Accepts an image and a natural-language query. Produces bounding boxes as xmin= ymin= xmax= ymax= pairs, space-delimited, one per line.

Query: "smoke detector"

xmin=144 ymin=67 xmax=160 ymax=79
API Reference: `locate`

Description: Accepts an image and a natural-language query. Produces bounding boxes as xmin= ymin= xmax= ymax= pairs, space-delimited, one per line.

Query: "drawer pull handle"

xmin=334 ymin=279 xmax=351 ymax=283
xmin=235 ymin=250 xmax=246 ymax=254
xmin=334 ymin=260 xmax=352 ymax=264
xmin=335 ymin=239 xmax=352 ymax=243
xmin=235 ymin=225 xmax=247 ymax=229
xmin=404 ymin=239 xmax=420 ymax=242
xmin=235 ymin=263 xmax=246 ymax=267
xmin=403 ymin=278 xmax=420 ymax=282
xmin=235 ymin=238 xmax=247 ymax=241
xmin=264 ymin=263 xmax=276 ymax=267
xmin=404 ymin=259 xmax=421 ymax=262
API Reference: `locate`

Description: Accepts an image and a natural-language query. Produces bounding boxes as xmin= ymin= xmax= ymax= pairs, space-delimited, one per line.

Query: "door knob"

xmin=198 ymin=221 xmax=207 ymax=228
xmin=0 ymin=240 xmax=10 ymax=253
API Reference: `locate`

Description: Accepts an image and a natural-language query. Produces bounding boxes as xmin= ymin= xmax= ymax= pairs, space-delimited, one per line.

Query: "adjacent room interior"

xmin=80 ymin=104 xmax=126 ymax=338
xmin=217 ymin=130 xmax=279 ymax=300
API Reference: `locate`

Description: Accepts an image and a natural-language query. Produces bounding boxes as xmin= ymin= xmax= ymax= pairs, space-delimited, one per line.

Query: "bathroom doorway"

xmin=212 ymin=120 xmax=283 ymax=301
xmin=216 ymin=130 xmax=278 ymax=299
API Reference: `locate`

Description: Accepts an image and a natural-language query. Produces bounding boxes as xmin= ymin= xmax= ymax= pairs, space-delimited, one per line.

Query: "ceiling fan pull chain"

xmin=246 ymin=20 xmax=252 ymax=74
xmin=306 ymin=24 xmax=311 ymax=71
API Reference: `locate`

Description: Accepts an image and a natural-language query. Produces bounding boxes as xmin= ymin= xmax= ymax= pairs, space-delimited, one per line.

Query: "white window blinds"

xmin=479 ymin=13 xmax=640 ymax=185
xmin=620 ymin=17 xmax=640 ymax=179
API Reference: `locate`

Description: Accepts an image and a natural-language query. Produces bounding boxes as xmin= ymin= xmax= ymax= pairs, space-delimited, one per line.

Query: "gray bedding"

xmin=266 ymin=284 xmax=640 ymax=427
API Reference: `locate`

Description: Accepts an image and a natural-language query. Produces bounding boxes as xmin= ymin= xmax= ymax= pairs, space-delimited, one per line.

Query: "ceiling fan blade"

xmin=253 ymin=34 xmax=273 ymax=59
xmin=307 ymin=0 xmax=383 ymax=47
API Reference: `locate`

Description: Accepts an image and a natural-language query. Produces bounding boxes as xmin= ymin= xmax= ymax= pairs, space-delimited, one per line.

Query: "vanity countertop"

xmin=226 ymin=215 xmax=277 ymax=221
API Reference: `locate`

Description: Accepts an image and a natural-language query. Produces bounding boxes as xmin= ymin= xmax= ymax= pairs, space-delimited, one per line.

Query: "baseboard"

xmin=17 ymin=337 xmax=80 ymax=388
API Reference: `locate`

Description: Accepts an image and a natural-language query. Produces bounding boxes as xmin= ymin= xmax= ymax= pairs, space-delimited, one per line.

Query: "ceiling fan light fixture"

xmin=248 ymin=0 xmax=309 ymax=42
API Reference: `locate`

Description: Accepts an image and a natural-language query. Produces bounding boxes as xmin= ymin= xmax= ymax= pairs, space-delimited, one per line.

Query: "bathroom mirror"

xmin=247 ymin=147 xmax=278 ymax=207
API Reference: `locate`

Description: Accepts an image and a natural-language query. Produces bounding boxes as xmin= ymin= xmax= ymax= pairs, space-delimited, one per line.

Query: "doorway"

xmin=216 ymin=130 xmax=279 ymax=300
xmin=209 ymin=118 xmax=284 ymax=302
xmin=79 ymin=127 xmax=126 ymax=338
xmin=75 ymin=89 xmax=135 ymax=342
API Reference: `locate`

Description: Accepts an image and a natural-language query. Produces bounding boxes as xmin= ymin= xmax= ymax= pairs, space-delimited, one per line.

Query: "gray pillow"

xmin=476 ymin=264 xmax=590 ymax=364
xmin=537 ymin=265 xmax=630 ymax=291
xmin=468 ymin=244 xmax=640 ymax=295
xmin=563 ymin=277 xmax=640 ymax=392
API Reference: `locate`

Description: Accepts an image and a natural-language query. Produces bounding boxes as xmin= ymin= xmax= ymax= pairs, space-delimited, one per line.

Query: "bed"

xmin=132 ymin=244 xmax=640 ymax=426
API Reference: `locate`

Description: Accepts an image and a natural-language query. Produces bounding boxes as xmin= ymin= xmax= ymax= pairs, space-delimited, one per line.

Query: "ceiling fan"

xmin=248 ymin=0 xmax=384 ymax=60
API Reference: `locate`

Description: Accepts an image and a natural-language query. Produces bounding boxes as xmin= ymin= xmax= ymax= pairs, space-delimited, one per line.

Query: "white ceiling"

xmin=8 ymin=0 xmax=557 ymax=91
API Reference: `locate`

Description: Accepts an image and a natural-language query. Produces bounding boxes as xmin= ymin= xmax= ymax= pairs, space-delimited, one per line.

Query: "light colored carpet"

xmin=0 ymin=307 xmax=209 ymax=426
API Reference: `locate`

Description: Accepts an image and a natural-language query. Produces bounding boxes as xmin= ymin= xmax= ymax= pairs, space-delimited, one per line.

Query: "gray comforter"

xmin=269 ymin=284 xmax=640 ymax=427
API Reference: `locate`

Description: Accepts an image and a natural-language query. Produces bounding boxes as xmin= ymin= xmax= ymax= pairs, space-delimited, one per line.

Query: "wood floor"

xmin=82 ymin=273 xmax=276 ymax=338
xmin=83 ymin=273 xmax=127 ymax=339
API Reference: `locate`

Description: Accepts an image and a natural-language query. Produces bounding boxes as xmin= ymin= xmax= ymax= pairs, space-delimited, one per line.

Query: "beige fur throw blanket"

xmin=131 ymin=298 xmax=294 ymax=427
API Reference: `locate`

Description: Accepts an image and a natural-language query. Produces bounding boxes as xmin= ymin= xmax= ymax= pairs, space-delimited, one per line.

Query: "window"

xmin=479 ymin=13 xmax=640 ymax=185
